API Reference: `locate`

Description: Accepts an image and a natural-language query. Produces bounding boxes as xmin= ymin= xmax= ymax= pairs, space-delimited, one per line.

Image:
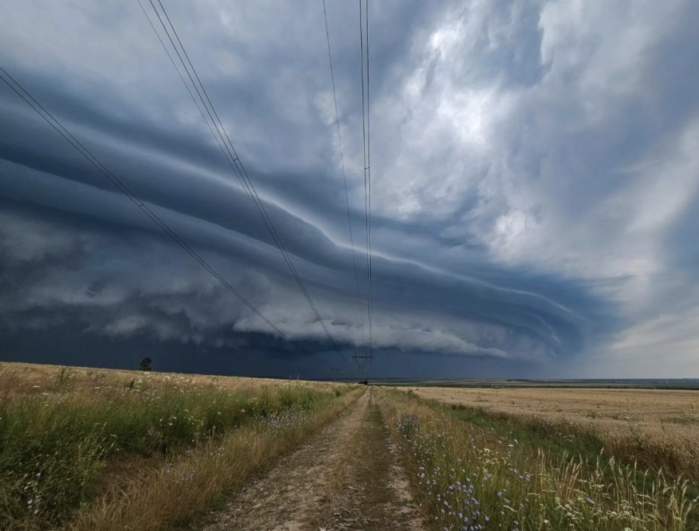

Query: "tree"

xmin=139 ymin=357 xmax=152 ymax=372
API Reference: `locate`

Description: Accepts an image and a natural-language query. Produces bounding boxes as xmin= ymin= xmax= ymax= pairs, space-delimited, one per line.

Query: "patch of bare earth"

xmin=199 ymin=390 xmax=424 ymax=531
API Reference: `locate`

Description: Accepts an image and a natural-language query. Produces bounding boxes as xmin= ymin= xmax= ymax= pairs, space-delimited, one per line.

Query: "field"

xmin=0 ymin=362 xmax=355 ymax=530
xmin=0 ymin=362 xmax=696 ymax=530
xmin=0 ymin=362 xmax=291 ymax=399
xmin=386 ymin=388 xmax=698 ymax=530
xmin=405 ymin=386 xmax=699 ymax=481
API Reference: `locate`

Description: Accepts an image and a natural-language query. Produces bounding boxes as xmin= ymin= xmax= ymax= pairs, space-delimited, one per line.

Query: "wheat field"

xmin=407 ymin=386 xmax=699 ymax=480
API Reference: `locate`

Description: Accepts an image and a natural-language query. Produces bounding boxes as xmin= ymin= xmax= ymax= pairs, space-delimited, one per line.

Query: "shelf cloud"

xmin=1 ymin=0 xmax=698 ymax=377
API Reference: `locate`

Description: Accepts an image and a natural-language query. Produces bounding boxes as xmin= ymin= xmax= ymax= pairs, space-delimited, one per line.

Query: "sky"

xmin=1 ymin=0 xmax=698 ymax=379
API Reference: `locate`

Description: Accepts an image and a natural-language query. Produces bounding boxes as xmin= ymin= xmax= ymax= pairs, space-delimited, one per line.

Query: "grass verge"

xmin=379 ymin=390 xmax=697 ymax=530
xmin=67 ymin=388 xmax=362 ymax=530
xmin=0 ymin=376 xmax=348 ymax=530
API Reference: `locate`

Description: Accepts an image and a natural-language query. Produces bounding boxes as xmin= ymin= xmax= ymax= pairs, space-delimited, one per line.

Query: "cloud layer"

xmin=1 ymin=0 xmax=698 ymax=377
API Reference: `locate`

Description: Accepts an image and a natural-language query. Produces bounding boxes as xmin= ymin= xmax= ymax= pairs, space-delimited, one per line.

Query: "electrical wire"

xmin=0 ymin=66 xmax=284 ymax=336
xmin=321 ymin=0 xmax=364 ymax=363
xmin=145 ymin=0 xmax=341 ymax=350
xmin=358 ymin=0 xmax=373 ymax=371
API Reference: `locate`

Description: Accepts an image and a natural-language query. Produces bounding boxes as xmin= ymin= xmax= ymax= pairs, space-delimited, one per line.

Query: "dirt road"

xmin=199 ymin=390 xmax=424 ymax=531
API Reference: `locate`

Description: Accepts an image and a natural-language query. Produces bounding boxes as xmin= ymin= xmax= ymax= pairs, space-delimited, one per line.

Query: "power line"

xmin=144 ymin=0 xmax=341 ymax=350
xmin=151 ymin=0 xmax=338 ymax=349
xmin=365 ymin=0 xmax=373 ymax=358
xmin=0 ymin=66 xmax=284 ymax=336
xmin=359 ymin=0 xmax=373 ymax=369
xmin=136 ymin=0 xmax=211 ymax=130
xmin=321 ymin=0 xmax=363 ymax=343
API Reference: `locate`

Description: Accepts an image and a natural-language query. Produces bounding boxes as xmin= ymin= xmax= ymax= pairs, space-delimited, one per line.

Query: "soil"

xmin=199 ymin=390 xmax=424 ymax=531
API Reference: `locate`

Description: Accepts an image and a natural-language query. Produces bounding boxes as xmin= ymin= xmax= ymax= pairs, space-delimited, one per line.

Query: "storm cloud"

xmin=1 ymin=0 xmax=698 ymax=377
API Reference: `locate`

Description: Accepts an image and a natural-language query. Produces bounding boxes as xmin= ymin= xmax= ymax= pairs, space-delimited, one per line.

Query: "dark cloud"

xmin=1 ymin=0 xmax=697 ymax=377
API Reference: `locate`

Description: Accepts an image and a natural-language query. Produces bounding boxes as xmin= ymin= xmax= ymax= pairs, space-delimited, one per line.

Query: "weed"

xmin=381 ymin=390 xmax=696 ymax=530
xmin=68 ymin=389 xmax=362 ymax=531
xmin=0 ymin=372 xmax=348 ymax=529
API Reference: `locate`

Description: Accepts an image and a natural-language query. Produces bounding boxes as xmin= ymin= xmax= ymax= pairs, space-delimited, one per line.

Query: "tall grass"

xmin=443 ymin=400 xmax=699 ymax=484
xmin=68 ymin=388 xmax=361 ymax=531
xmin=380 ymin=391 xmax=697 ymax=531
xmin=0 ymin=380 xmax=345 ymax=529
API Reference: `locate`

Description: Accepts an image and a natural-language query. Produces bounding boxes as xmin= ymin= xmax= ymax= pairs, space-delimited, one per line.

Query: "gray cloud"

xmin=1 ymin=0 xmax=697 ymax=377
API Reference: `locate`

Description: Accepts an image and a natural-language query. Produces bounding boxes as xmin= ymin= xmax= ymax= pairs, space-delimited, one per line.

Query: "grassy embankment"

xmin=379 ymin=389 xmax=697 ymax=531
xmin=0 ymin=362 xmax=356 ymax=530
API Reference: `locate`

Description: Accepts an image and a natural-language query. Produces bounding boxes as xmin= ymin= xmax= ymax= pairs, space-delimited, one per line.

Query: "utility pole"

xmin=352 ymin=352 xmax=372 ymax=384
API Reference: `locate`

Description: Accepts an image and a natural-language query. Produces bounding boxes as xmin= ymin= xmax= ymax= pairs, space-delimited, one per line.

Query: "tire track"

xmin=199 ymin=390 xmax=424 ymax=531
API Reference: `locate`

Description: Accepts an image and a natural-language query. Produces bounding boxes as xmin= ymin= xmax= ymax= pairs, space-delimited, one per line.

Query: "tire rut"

xmin=311 ymin=390 xmax=424 ymax=531
xmin=198 ymin=390 xmax=424 ymax=531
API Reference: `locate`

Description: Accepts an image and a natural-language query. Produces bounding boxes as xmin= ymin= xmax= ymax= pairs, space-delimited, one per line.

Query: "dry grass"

xmin=0 ymin=361 xmax=350 ymax=530
xmin=0 ymin=361 xmax=333 ymax=400
xmin=406 ymin=386 xmax=699 ymax=480
xmin=380 ymin=390 xmax=697 ymax=530
xmin=68 ymin=389 xmax=362 ymax=531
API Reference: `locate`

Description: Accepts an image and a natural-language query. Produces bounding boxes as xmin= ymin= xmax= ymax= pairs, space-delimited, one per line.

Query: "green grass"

xmin=381 ymin=390 xmax=697 ymax=531
xmin=0 ymin=380 xmax=342 ymax=529
xmin=435 ymin=398 xmax=699 ymax=525
xmin=444 ymin=402 xmax=610 ymax=465
xmin=70 ymin=389 xmax=361 ymax=531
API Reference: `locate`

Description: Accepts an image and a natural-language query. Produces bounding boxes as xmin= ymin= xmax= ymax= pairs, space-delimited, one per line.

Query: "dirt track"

xmin=200 ymin=391 xmax=424 ymax=531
